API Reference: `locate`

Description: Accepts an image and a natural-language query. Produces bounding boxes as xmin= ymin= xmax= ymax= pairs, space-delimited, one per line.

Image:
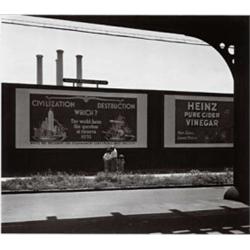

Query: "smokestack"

xmin=76 ymin=55 xmax=83 ymax=87
xmin=36 ymin=54 xmax=43 ymax=85
xmin=56 ymin=49 xmax=64 ymax=86
xmin=56 ymin=59 xmax=59 ymax=85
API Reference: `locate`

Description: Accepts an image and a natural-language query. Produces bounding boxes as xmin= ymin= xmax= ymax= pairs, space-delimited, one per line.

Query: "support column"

xmin=233 ymin=32 xmax=249 ymax=204
xmin=224 ymin=20 xmax=249 ymax=204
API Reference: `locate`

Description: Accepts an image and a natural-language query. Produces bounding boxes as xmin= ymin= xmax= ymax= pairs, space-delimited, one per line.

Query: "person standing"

xmin=103 ymin=147 xmax=112 ymax=173
xmin=110 ymin=145 xmax=118 ymax=172
xmin=117 ymin=154 xmax=125 ymax=173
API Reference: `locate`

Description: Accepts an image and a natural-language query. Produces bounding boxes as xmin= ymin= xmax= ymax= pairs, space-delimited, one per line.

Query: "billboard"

xmin=164 ymin=95 xmax=233 ymax=148
xmin=16 ymin=88 xmax=147 ymax=148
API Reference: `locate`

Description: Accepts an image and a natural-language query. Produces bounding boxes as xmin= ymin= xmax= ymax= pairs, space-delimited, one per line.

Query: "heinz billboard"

xmin=164 ymin=95 xmax=233 ymax=148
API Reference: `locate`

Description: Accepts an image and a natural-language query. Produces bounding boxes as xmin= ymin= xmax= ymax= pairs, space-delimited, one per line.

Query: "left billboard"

xmin=16 ymin=88 xmax=147 ymax=148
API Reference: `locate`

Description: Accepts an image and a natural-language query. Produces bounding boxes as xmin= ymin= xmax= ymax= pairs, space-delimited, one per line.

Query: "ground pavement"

xmin=1 ymin=186 xmax=250 ymax=234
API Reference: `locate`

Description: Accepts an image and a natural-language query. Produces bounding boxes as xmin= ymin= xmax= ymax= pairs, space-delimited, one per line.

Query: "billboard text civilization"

xmin=30 ymin=94 xmax=137 ymax=144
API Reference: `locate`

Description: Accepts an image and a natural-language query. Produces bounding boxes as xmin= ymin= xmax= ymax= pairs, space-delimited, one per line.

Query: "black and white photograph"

xmin=0 ymin=9 xmax=249 ymax=243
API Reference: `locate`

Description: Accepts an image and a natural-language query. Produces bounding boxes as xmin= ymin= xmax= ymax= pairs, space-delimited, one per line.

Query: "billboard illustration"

xmin=30 ymin=94 xmax=137 ymax=144
xmin=175 ymin=99 xmax=233 ymax=144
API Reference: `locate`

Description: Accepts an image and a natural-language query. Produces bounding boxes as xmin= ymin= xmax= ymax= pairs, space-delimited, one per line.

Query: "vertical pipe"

xmin=36 ymin=54 xmax=43 ymax=85
xmin=76 ymin=55 xmax=83 ymax=87
xmin=56 ymin=59 xmax=59 ymax=86
xmin=56 ymin=49 xmax=64 ymax=86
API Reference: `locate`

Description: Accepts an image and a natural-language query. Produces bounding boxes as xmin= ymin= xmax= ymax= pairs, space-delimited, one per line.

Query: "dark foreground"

xmin=2 ymin=187 xmax=249 ymax=234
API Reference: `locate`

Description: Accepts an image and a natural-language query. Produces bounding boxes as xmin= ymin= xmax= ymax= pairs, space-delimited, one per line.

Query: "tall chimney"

xmin=76 ymin=55 xmax=83 ymax=87
xmin=36 ymin=54 xmax=43 ymax=85
xmin=56 ymin=59 xmax=59 ymax=85
xmin=56 ymin=49 xmax=64 ymax=86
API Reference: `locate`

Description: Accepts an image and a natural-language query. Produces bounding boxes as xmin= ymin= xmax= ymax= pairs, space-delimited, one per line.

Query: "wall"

xmin=1 ymin=83 xmax=234 ymax=176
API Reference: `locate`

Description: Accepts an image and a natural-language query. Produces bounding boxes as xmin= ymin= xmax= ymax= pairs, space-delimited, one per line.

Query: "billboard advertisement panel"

xmin=164 ymin=95 xmax=233 ymax=148
xmin=16 ymin=88 xmax=147 ymax=148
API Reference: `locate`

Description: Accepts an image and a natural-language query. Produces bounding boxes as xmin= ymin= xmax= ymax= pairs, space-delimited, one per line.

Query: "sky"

xmin=0 ymin=15 xmax=233 ymax=93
